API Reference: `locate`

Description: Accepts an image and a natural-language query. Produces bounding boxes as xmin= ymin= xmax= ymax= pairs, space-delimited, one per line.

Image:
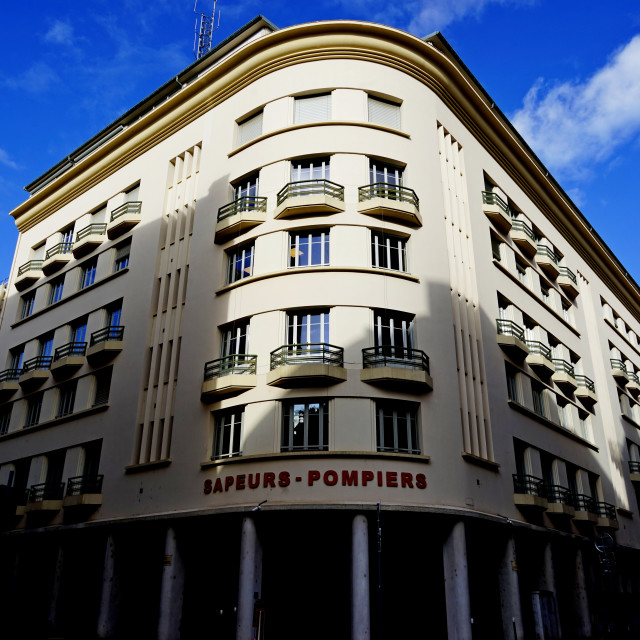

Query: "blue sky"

xmin=1 ymin=1 xmax=640 ymax=282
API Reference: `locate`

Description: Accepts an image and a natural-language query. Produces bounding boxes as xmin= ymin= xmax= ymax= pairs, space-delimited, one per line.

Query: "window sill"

xmin=621 ymin=413 xmax=640 ymax=429
xmin=461 ymin=452 xmax=500 ymax=471
xmin=125 ymin=459 xmax=172 ymax=474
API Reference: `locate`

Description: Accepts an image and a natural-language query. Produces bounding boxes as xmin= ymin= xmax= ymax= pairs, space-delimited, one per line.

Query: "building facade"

xmin=0 ymin=16 xmax=639 ymax=640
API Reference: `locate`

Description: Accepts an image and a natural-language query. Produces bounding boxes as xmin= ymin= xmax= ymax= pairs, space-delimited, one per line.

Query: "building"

xmin=1 ymin=14 xmax=639 ymax=639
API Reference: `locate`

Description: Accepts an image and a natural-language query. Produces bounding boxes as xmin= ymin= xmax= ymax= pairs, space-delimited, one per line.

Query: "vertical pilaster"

xmin=573 ymin=548 xmax=592 ymax=639
xmin=236 ymin=516 xmax=262 ymax=640
xmin=443 ymin=521 xmax=472 ymax=640
xmin=158 ymin=527 xmax=185 ymax=640
xmin=351 ymin=514 xmax=370 ymax=640
xmin=97 ymin=535 xmax=119 ymax=639
xmin=498 ymin=536 xmax=524 ymax=640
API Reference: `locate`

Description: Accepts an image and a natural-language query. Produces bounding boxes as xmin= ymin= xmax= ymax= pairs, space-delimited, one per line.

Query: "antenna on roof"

xmin=193 ymin=1 xmax=220 ymax=60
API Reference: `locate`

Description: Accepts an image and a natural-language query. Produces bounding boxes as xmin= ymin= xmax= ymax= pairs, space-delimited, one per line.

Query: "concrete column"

xmin=47 ymin=543 xmax=64 ymax=635
xmin=236 ymin=516 xmax=262 ymax=640
xmin=97 ymin=535 xmax=119 ymax=639
xmin=443 ymin=521 xmax=472 ymax=640
xmin=498 ymin=536 xmax=524 ymax=640
xmin=157 ymin=527 xmax=185 ymax=640
xmin=351 ymin=514 xmax=370 ymax=640
xmin=573 ymin=548 xmax=592 ymax=639
xmin=532 ymin=541 xmax=561 ymax=640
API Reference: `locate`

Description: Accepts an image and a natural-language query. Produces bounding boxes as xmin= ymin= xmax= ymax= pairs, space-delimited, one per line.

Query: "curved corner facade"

xmin=0 ymin=17 xmax=639 ymax=639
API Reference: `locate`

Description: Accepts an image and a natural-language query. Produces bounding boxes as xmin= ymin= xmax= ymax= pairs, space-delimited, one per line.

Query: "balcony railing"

xmin=552 ymin=359 xmax=575 ymax=376
xmin=110 ymin=201 xmax=142 ymax=222
xmin=270 ymin=343 xmax=344 ymax=369
xmin=596 ymin=501 xmax=617 ymax=520
xmin=575 ymin=374 xmax=595 ymax=391
xmin=610 ymin=359 xmax=627 ymax=372
xmin=66 ymin=474 xmax=104 ymax=497
xmin=629 ymin=460 xmax=640 ymax=474
xmin=0 ymin=368 xmax=21 ymax=383
xmin=481 ymin=191 xmax=510 ymax=214
xmin=90 ymin=325 xmax=124 ymax=346
xmin=75 ymin=223 xmax=107 ymax=242
xmin=544 ymin=484 xmax=573 ymax=506
xmin=45 ymin=242 xmax=73 ymax=260
xmin=536 ymin=245 xmax=559 ymax=264
xmin=573 ymin=493 xmax=598 ymax=513
xmin=217 ymin=196 xmax=267 ymax=222
xmin=17 ymin=260 xmax=43 ymax=276
xmin=277 ymin=179 xmax=345 ymax=206
xmin=204 ymin=354 xmax=257 ymax=379
xmin=28 ymin=482 xmax=65 ymax=503
xmin=525 ymin=340 xmax=552 ymax=359
xmin=54 ymin=342 xmax=87 ymax=360
xmin=496 ymin=319 xmax=525 ymax=341
xmin=21 ymin=356 xmax=53 ymax=373
xmin=362 ymin=346 xmax=430 ymax=373
xmin=513 ymin=474 xmax=545 ymax=497
xmin=358 ymin=183 xmax=419 ymax=209
xmin=628 ymin=371 xmax=640 ymax=384
xmin=511 ymin=219 xmax=535 ymax=240
xmin=558 ymin=266 xmax=577 ymax=284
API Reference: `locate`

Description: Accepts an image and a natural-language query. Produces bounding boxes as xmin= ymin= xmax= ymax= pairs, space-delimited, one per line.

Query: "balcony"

xmin=201 ymin=354 xmax=258 ymax=401
xmin=18 ymin=356 xmax=52 ymax=389
xmin=15 ymin=260 xmax=43 ymax=291
xmin=573 ymin=494 xmax=598 ymax=523
xmin=610 ymin=359 xmax=629 ymax=384
xmin=267 ymin=343 xmax=347 ymax=387
xmin=496 ymin=319 xmax=529 ymax=360
xmin=63 ymin=474 xmax=104 ymax=509
xmin=512 ymin=474 xmax=547 ymax=510
xmin=574 ymin=374 xmax=597 ymax=405
xmin=629 ymin=460 xmax=640 ymax=483
xmin=87 ymin=326 xmax=124 ymax=363
xmin=215 ymin=196 xmax=267 ymax=243
xmin=26 ymin=482 xmax=65 ymax=513
xmin=596 ymin=501 xmax=619 ymax=530
xmin=510 ymin=219 xmax=537 ymax=256
xmin=535 ymin=245 xmax=560 ymax=279
xmin=357 ymin=183 xmax=421 ymax=226
xmin=42 ymin=242 xmax=73 ymax=275
xmin=0 ymin=368 xmax=20 ymax=400
xmin=626 ymin=371 xmax=640 ymax=396
xmin=14 ymin=489 xmax=28 ymax=517
xmin=481 ymin=191 xmax=511 ymax=232
xmin=361 ymin=346 xmax=433 ymax=392
xmin=558 ymin=266 xmax=578 ymax=297
xmin=544 ymin=484 xmax=575 ymax=517
xmin=275 ymin=180 xmax=345 ymax=219
xmin=551 ymin=359 xmax=578 ymax=392
xmin=107 ymin=201 xmax=142 ymax=238
xmin=51 ymin=342 xmax=87 ymax=378
xmin=525 ymin=341 xmax=555 ymax=378
xmin=73 ymin=223 xmax=107 ymax=257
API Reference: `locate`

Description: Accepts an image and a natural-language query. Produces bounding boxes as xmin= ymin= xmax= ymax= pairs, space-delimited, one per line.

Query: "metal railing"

xmin=277 ymin=179 xmax=345 ymax=206
xmin=552 ymin=359 xmax=575 ymax=376
xmin=544 ymin=484 xmax=573 ymax=506
xmin=628 ymin=371 xmax=640 ymax=384
xmin=536 ymin=245 xmax=559 ymax=264
xmin=558 ymin=266 xmax=577 ymax=284
xmin=90 ymin=325 xmax=124 ymax=346
xmin=525 ymin=340 xmax=552 ymax=360
xmin=362 ymin=346 xmax=430 ymax=373
xmin=28 ymin=482 xmax=65 ymax=503
xmin=21 ymin=356 xmax=53 ymax=373
xmin=496 ymin=319 xmax=525 ymax=341
xmin=75 ymin=223 xmax=107 ymax=242
xmin=0 ymin=368 xmax=21 ymax=383
xmin=110 ymin=201 xmax=142 ymax=222
xmin=17 ymin=260 xmax=43 ymax=276
xmin=54 ymin=342 xmax=87 ymax=360
xmin=270 ymin=343 xmax=344 ymax=369
xmin=66 ymin=474 xmax=104 ymax=496
xmin=45 ymin=242 xmax=73 ymax=260
xmin=629 ymin=460 xmax=640 ymax=474
xmin=513 ymin=474 xmax=545 ymax=497
xmin=217 ymin=196 xmax=267 ymax=222
xmin=358 ymin=183 xmax=419 ymax=209
xmin=573 ymin=493 xmax=598 ymax=514
xmin=596 ymin=501 xmax=617 ymax=520
xmin=575 ymin=374 xmax=595 ymax=391
xmin=204 ymin=354 xmax=257 ymax=379
xmin=511 ymin=219 xmax=535 ymax=241
xmin=481 ymin=191 xmax=509 ymax=214
xmin=610 ymin=359 xmax=627 ymax=373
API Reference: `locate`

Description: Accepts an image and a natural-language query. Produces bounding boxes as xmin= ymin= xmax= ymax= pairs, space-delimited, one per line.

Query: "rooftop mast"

xmin=193 ymin=1 xmax=220 ymax=60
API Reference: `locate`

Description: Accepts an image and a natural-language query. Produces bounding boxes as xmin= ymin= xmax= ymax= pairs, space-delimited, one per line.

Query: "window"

xmin=71 ymin=318 xmax=88 ymax=344
xmin=237 ymin=111 xmax=263 ymax=146
xmin=506 ymin=365 xmax=520 ymax=403
xmin=515 ymin=260 xmax=527 ymax=285
xmin=233 ymin=172 xmax=259 ymax=200
xmin=281 ymin=400 xmax=328 ymax=452
xmin=562 ymin=301 xmax=571 ymax=323
xmin=24 ymin=392 xmax=43 ymax=427
xmin=60 ymin=226 xmax=74 ymax=245
xmin=557 ymin=401 xmax=571 ymax=429
xmin=114 ymin=241 xmax=130 ymax=272
xmin=56 ymin=380 xmax=77 ymax=418
xmin=540 ymin=282 xmax=550 ymax=304
xmin=291 ymin=157 xmax=330 ymax=182
xmin=10 ymin=347 xmax=24 ymax=372
xmin=376 ymin=401 xmax=419 ymax=454
xmin=368 ymin=95 xmax=401 ymax=129
xmin=369 ymin=159 xmax=403 ymax=186
xmin=213 ymin=407 xmax=243 ymax=459
xmin=48 ymin=276 xmax=64 ymax=304
xmin=0 ymin=404 xmax=11 ymax=435
xmin=226 ymin=243 xmax=254 ymax=284
xmin=107 ymin=302 xmax=122 ymax=328
xmin=289 ymin=229 xmax=329 ymax=268
xmin=287 ymin=309 xmax=329 ymax=345
xmin=371 ymin=230 xmax=408 ymax=271
xmin=578 ymin=410 xmax=590 ymax=440
xmin=491 ymin=234 xmax=502 ymax=262
xmin=220 ymin=319 xmax=250 ymax=360
xmin=20 ymin=292 xmax=35 ymax=319
xmin=374 ymin=309 xmax=413 ymax=352
xmin=80 ymin=260 xmax=97 ymax=288
xmin=93 ymin=367 xmax=113 ymax=406
xmin=39 ymin=334 xmax=54 ymax=359
xmin=294 ymin=93 xmax=331 ymax=124
xmin=532 ymin=381 xmax=547 ymax=418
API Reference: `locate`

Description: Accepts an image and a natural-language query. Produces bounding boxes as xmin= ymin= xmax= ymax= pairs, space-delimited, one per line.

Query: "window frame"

xmin=281 ymin=399 xmax=329 ymax=452
xmin=24 ymin=392 xmax=43 ymax=427
xmin=80 ymin=259 xmax=97 ymax=288
xmin=213 ymin=407 xmax=244 ymax=459
xmin=289 ymin=229 xmax=330 ymax=268
xmin=375 ymin=400 xmax=420 ymax=455
xmin=237 ymin=110 xmax=263 ymax=146
xmin=294 ymin=93 xmax=331 ymax=125
xmin=367 ymin=95 xmax=401 ymax=129
xmin=226 ymin=243 xmax=254 ymax=284
xmin=20 ymin=292 xmax=35 ymax=319
xmin=48 ymin=276 xmax=65 ymax=305
xmin=56 ymin=379 xmax=78 ymax=418
xmin=371 ymin=230 xmax=408 ymax=272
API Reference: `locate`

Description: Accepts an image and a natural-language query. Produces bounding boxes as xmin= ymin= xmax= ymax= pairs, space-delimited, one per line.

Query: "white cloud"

xmin=4 ymin=62 xmax=59 ymax=93
xmin=44 ymin=19 xmax=74 ymax=45
xmin=0 ymin=149 xmax=18 ymax=170
xmin=512 ymin=35 xmax=640 ymax=178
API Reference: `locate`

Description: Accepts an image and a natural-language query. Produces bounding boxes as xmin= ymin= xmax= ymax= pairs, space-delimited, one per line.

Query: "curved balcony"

xmin=525 ymin=341 xmax=554 ymax=377
xmin=63 ymin=474 xmax=104 ymax=509
xmin=267 ymin=343 xmax=346 ymax=387
xmin=610 ymin=358 xmax=628 ymax=384
xmin=0 ymin=368 xmax=20 ymax=400
xmin=275 ymin=180 xmax=344 ymax=219
xmin=551 ymin=358 xmax=577 ymax=391
xmin=496 ymin=319 xmax=529 ymax=360
xmin=15 ymin=260 xmax=43 ymax=291
xmin=201 ymin=354 xmax=258 ymax=401
xmin=558 ymin=266 xmax=578 ymax=297
xmin=107 ymin=201 xmax=142 ymax=238
xmin=87 ymin=326 xmax=124 ymax=363
xmin=361 ymin=346 xmax=432 ymax=392
xmin=596 ymin=501 xmax=618 ymax=530
xmin=544 ymin=484 xmax=575 ymax=517
xmin=512 ymin=474 xmax=547 ymax=510
xmin=26 ymin=482 xmax=65 ymax=514
xmin=42 ymin=242 xmax=73 ymax=275
xmin=535 ymin=245 xmax=560 ymax=279
xmin=575 ymin=374 xmax=597 ymax=405
xmin=573 ymin=494 xmax=598 ymax=523
xmin=51 ymin=341 xmax=87 ymax=378
xmin=357 ymin=183 xmax=421 ymax=226
xmin=481 ymin=191 xmax=511 ymax=232
xmin=215 ymin=196 xmax=267 ymax=243
xmin=19 ymin=356 xmax=52 ymax=389
xmin=510 ymin=219 xmax=536 ymax=256
xmin=73 ymin=223 xmax=107 ymax=257
xmin=626 ymin=371 xmax=640 ymax=396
